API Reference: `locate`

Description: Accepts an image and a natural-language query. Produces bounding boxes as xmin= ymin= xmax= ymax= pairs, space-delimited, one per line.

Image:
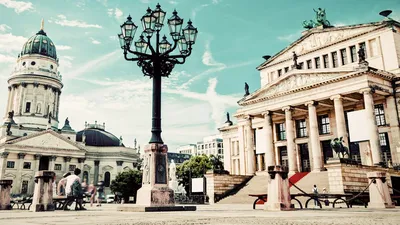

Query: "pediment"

xmin=261 ymin=23 xmax=385 ymax=68
xmin=243 ymin=72 xmax=341 ymax=103
xmin=102 ymin=165 xmax=114 ymax=171
xmin=8 ymin=130 xmax=83 ymax=151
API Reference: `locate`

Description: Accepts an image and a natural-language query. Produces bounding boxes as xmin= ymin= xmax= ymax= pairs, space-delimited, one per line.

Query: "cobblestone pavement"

xmin=1 ymin=204 xmax=400 ymax=225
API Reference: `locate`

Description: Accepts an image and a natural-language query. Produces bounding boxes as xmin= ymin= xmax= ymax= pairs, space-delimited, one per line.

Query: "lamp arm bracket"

xmin=161 ymin=39 xmax=178 ymax=57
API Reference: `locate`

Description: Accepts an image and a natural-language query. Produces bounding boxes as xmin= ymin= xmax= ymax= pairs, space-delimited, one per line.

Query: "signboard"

xmin=347 ymin=110 xmax=369 ymax=142
xmin=256 ymin=129 xmax=266 ymax=154
xmin=191 ymin=177 xmax=204 ymax=193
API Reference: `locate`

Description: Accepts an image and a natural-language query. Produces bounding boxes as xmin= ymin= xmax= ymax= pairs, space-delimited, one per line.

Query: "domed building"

xmin=0 ymin=21 xmax=139 ymax=195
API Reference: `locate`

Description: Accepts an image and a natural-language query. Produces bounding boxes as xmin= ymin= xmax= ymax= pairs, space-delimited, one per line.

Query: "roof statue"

xmin=244 ymin=82 xmax=250 ymax=96
xmin=8 ymin=110 xmax=14 ymax=119
xmin=6 ymin=122 xmax=12 ymax=136
xmin=48 ymin=112 xmax=52 ymax=124
xmin=61 ymin=117 xmax=75 ymax=132
xmin=303 ymin=8 xmax=332 ymax=30
xmin=292 ymin=51 xmax=300 ymax=69
xmin=358 ymin=46 xmax=366 ymax=63
xmin=134 ymin=138 xmax=137 ymax=148
xmin=40 ymin=18 xmax=44 ymax=30
xmin=225 ymin=112 xmax=233 ymax=126
xmin=65 ymin=117 xmax=70 ymax=126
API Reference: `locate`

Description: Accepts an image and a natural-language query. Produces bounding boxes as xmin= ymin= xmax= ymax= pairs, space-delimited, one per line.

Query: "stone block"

xmin=0 ymin=180 xmax=13 ymax=210
xmin=31 ymin=171 xmax=55 ymax=212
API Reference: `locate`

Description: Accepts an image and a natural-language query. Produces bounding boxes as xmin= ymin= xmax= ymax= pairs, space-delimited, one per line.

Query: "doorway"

xmin=321 ymin=140 xmax=333 ymax=163
xmin=278 ymin=146 xmax=288 ymax=167
xmin=299 ymin=144 xmax=310 ymax=172
xmin=39 ymin=156 xmax=49 ymax=171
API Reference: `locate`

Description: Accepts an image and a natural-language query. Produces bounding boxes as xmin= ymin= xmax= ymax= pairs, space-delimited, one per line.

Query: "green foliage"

xmin=110 ymin=169 xmax=142 ymax=202
xmin=176 ymin=155 xmax=213 ymax=194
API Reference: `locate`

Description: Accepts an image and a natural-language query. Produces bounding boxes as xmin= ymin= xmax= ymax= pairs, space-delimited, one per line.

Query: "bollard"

xmin=367 ymin=171 xmax=395 ymax=208
xmin=264 ymin=165 xmax=293 ymax=211
xmin=31 ymin=171 xmax=55 ymax=212
xmin=0 ymin=180 xmax=13 ymax=210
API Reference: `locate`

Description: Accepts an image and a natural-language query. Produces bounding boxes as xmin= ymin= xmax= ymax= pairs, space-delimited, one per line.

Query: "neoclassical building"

xmin=0 ymin=21 xmax=139 ymax=195
xmin=220 ymin=18 xmax=400 ymax=176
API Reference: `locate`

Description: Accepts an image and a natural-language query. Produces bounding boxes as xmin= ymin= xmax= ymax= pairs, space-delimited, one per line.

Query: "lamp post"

xmin=117 ymin=4 xmax=198 ymax=209
xmin=118 ymin=4 xmax=198 ymax=144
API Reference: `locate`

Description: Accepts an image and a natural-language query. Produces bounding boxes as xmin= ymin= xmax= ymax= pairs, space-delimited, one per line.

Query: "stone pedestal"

xmin=31 ymin=171 xmax=55 ymax=212
xmin=367 ymin=171 xmax=395 ymax=208
xmin=0 ymin=179 xmax=13 ymax=210
xmin=264 ymin=165 xmax=293 ymax=211
xmin=118 ymin=144 xmax=196 ymax=212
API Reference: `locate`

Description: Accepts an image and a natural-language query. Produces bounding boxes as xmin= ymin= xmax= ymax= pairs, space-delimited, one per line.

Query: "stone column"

xmin=34 ymin=154 xmax=41 ymax=172
xmin=330 ymin=95 xmax=349 ymax=149
xmin=4 ymin=87 xmax=12 ymax=118
xmin=78 ymin=158 xmax=85 ymax=180
xmin=56 ymin=90 xmax=61 ymax=120
xmin=367 ymin=171 xmax=395 ymax=208
xmin=264 ymin=165 xmax=292 ymax=211
xmin=0 ymin=180 xmax=13 ymax=210
xmin=63 ymin=156 xmax=71 ymax=174
xmin=283 ymin=106 xmax=298 ymax=174
xmin=0 ymin=152 xmax=10 ymax=179
xmin=361 ymin=88 xmax=383 ymax=165
xmin=14 ymin=153 xmax=26 ymax=193
xmin=385 ymin=96 xmax=400 ymax=163
xmin=31 ymin=171 xmax=55 ymax=212
xmin=43 ymin=85 xmax=48 ymax=115
xmin=32 ymin=84 xmax=38 ymax=114
xmin=305 ymin=101 xmax=323 ymax=171
xmin=116 ymin=161 xmax=123 ymax=174
xmin=244 ymin=116 xmax=256 ymax=175
xmin=94 ymin=160 xmax=100 ymax=184
xmin=257 ymin=154 xmax=263 ymax=171
xmin=237 ymin=125 xmax=246 ymax=175
xmin=262 ymin=111 xmax=275 ymax=168
xmin=19 ymin=83 xmax=27 ymax=114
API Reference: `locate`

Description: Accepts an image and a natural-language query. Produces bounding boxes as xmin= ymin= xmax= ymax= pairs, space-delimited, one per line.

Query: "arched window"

xmin=83 ymin=171 xmax=89 ymax=184
xmin=104 ymin=172 xmax=111 ymax=187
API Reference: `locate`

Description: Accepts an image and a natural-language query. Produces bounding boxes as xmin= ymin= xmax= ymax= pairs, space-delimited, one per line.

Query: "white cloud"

xmin=56 ymin=45 xmax=71 ymax=50
xmin=0 ymin=33 xmax=27 ymax=53
xmin=169 ymin=1 xmax=178 ymax=5
xmin=0 ymin=53 xmax=15 ymax=63
xmin=212 ymin=0 xmax=221 ymax=4
xmin=140 ymin=0 xmax=151 ymax=3
xmin=0 ymin=0 xmax=34 ymax=13
xmin=90 ymin=37 xmax=101 ymax=45
xmin=51 ymin=15 xmax=102 ymax=28
xmin=109 ymin=35 xmax=118 ymax=41
xmin=191 ymin=4 xmax=209 ymax=20
xmin=108 ymin=8 xmax=123 ymax=20
xmin=58 ymin=56 xmax=74 ymax=72
xmin=96 ymin=0 xmax=108 ymax=7
xmin=277 ymin=32 xmax=299 ymax=42
xmin=0 ymin=24 xmax=11 ymax=32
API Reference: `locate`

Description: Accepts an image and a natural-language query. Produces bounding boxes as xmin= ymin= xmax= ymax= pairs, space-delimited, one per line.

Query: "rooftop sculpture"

xmin=303 ymin=8 xmax=332 ymax=29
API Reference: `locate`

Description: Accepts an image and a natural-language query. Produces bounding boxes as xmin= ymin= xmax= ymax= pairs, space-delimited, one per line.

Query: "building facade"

xmin=177 ymin=144 xmax=197 ymax=155
xmin=0 ymin=22 xmax=139 ymax=195
xmin=220 ymin=19 xmax=400 ymax=176
xmin=196 ymin=134 xmax=224 ymax=159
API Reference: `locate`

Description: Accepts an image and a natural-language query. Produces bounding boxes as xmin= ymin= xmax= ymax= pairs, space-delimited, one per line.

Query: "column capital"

xmin=282 ymin=106 xmax=293 ymax=112
xmin=94 ymin=160 xmax=100 ymax=166
xmin=305 ymin=101 xmax=318 ymax=107
xmin=50 ymin=155 xmax=57 ymax=161
xmin=34 ymin=154 xmax=42 ymax=160
xmin=261 ymin=111 xmax=272 ymax=117
xmin=17 ymin=153 xmax=26 ymax=159
xmin=116 ymin=161 xmax=124 ymax=166
xmin=64 ymin=156 xmax=71 ymax=162
xmin=330 ymin=95 xmax=342 ymax=100
xmin=78 ymin=158 xmax=86 ymax=163
xmin=360 ymin=87 xmax=373 ymax=95
xmin=7 ymin=86 xmax=11 ymax=91
xmin=243 ymin=114 xmax=253 ymax=120
xmin=1 ymin=152 xmax=9 ymax=158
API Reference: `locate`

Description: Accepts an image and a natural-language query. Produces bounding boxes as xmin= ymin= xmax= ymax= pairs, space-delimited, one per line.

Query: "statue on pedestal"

xmin=244 ymin=82 xmax=250 ymax=96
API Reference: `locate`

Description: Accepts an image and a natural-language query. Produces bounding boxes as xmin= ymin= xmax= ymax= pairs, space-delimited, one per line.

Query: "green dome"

xmin=20 ymin=29 xmax=57 ymax=60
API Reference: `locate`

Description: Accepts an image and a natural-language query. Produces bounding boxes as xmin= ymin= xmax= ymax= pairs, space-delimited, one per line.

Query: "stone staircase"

xmin=290 ymin=171 xmax=329 ymax=194
xmin=217 ymin=173 xmax=269 ymax=204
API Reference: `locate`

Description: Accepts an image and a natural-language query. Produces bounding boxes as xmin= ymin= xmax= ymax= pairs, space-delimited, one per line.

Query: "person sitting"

xmin=58 ymin=169 xmax=86 ymax=210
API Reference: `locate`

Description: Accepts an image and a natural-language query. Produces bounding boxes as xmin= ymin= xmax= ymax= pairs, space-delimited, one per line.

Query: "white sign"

xmin=256 ymin=129 xmax=266 ymax=154
xmin=347 ymin=110 xmax=369 ymax=142
xmin=191 ymin=178 xmax=204 ymax=193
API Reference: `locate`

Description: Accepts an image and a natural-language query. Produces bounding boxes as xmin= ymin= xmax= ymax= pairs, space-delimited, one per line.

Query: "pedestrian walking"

xmin=312 ymin=184 xmax=319 ymax=208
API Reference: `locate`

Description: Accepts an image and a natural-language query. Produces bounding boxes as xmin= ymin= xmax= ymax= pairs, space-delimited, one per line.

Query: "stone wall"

xmin=326 ymin=162 xmax=400 ymax=194
xmin=205 ymin=171 xmax=252 ymax=204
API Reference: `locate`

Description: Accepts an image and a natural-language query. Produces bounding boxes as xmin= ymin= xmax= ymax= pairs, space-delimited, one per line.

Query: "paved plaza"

xmin=1 ymin=204 xmax=400 ymax=225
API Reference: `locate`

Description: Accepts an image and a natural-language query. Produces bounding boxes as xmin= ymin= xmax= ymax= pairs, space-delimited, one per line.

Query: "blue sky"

xmin=0 ymin=0 xmax=399 ymax=151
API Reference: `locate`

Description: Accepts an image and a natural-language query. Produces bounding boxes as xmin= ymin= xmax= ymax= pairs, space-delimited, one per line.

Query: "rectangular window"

xmin=323 ymin=54 xmax=329 ymax=68
xmin=306 ymin=60 xmax=312 ymax=69
xmin=359 ymin=42 xmax=367 ymax=58
xmin=369 ymin=39 xmax=378 ymax=57
xmin=296 ymin=120 xmax=307 ymax=138
xmin=374 ymin=104 xmax=386 ymax=126
xmin=331 ymin=51 xmax=338 ymax=68
xmin=340 ymin=48 xmax=347 ymax=65
xmin=314 ymin=57 xmax=321 ymax=69
xmin=69 ymin=164 xmax=76 ymax=171
xmin=379 ymin=133 xmax=388 ymax=146
xmin=284 ymin=67 xmax=289 ymax=73
xmin=54 ymin=164 xmax=62 ymax=171
xmin=350 ymin=45 xmax=357 ymax=63
xmin=278 ymin=69 xmax=282 ymax=77
xmin=23 ymin=162 xmax=31 ymax=169
xmin=318 ymin=115 xmax=331 ymax=135
xmin=276 ymin=123 xmax=286 ymax=141
xmin=21 ymin=181 xmax=28 ymax=194
xmin=299 ymin=62 xmax=304 ymax=69
xmin=6 ymin=161 xmax=15 ymax=168
xmin=25 ymin=102 xmax=31 ymax=113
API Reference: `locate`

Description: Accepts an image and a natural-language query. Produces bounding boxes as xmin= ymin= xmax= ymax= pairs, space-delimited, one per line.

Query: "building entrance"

xmin=278 ymin=146 xmax=288 ymax=167
xmin=321 ymin=140 xmax=333 ymax=163
xmin=299 ymin=144 xmax=310 ymax=172
xmin=39 ymin=156 xmax=49 ymax=171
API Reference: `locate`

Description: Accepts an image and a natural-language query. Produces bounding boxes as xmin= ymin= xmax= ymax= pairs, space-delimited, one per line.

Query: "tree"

xmin=110 ymin=169 xmax=142 ymax=203
xmin=176 ymin=154 xmax=213 ymax=194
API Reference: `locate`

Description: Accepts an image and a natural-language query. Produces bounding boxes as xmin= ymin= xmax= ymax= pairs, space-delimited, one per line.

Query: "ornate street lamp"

xmin=117 ymin=5 xmax=198 ymax=144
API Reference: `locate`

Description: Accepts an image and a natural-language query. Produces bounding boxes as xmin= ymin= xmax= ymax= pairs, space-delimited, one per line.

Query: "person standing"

xmin=312 ymin=184 xmax=319 ymax=208
xmin=96 ymin=181 xmax=105 ymax=207
xmin=87 ymin=181 xmax=96 ymax=207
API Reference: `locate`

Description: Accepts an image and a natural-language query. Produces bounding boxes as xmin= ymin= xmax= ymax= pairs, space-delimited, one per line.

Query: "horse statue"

xmin=330 ymin=137 xmax=349 ymax=159
xmin=314 ymin=8 xmax=331 ymax=27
